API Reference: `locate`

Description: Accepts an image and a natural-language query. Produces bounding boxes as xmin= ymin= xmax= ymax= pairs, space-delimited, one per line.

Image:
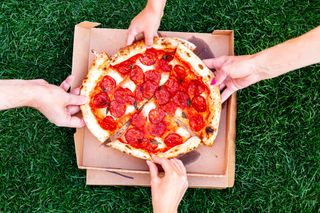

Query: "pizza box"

xmin=71 ymin=21 xmax=236 ymax=188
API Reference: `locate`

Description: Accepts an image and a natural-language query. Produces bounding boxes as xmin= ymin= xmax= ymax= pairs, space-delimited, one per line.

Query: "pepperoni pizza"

xmin=81 ymin=37 xmax=221 ymax=160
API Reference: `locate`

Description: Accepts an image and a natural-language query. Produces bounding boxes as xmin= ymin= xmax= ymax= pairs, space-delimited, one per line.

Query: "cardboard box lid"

xmin=72 ymin=22 xmax=236 ymax=188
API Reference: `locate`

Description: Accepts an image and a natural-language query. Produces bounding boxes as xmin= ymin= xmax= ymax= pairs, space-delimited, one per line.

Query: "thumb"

xmin=67 ymin=94 xmax=88 ymax=106
xmin=147 ymin=160 xmax=159 ymax=181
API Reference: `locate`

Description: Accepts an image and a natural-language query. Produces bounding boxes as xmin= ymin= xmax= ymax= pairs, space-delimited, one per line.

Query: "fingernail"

xmin=211 ymin=79 xmax=216 ymax=85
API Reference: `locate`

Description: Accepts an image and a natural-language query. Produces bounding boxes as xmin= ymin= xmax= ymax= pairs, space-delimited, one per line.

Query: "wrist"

xmin=23 ymin=81 xmax=45 ymax=109
xmin=146 ymin=0 xmax=166 ymax=18
xmin=250 ymin=53 xmax=274 ymax=80
xmin=153 ymin=203 xmax=178 ymax=213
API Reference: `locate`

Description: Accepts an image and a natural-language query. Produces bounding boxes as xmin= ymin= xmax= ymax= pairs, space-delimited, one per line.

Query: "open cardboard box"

xmin=71 ymin=21 xmax=236 ymax=188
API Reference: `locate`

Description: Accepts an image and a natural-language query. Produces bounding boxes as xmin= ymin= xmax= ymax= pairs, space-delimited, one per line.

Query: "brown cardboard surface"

xmin=72 ymin=22 xmax=236 ymax=188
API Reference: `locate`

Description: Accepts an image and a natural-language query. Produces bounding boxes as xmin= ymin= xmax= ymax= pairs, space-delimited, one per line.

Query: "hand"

xmin=147 ymin=155 xmax=188 ymax=213
xmin=203 ymin=55 xmax=270 ymax=103
xmin=29 ymin=75 xmax=87 ymax=128
xmin=126 ymin=3 xmax=163 ymax=47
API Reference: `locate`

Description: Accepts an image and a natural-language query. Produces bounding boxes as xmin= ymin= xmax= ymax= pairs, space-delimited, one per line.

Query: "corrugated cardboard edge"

xmin=213 ymin=30 xmax=236 ymax=187
xmin=72 ymin=21 xmax=100 ymax=168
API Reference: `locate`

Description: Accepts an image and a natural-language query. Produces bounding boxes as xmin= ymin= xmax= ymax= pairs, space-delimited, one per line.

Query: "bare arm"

xmin=204 ymin=26 xmax=320 ymax=102
xmin=0 ymin=76 xmax=87 ymax=128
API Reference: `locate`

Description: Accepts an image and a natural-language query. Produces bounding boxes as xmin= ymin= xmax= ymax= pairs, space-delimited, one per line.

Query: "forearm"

xmin=0 ymin=80 xmax=36 ymax=110
xmin=253 ymin=26 xmax=320 ymax=79
xmin=146 ymin=0 xmax=166 ymax=17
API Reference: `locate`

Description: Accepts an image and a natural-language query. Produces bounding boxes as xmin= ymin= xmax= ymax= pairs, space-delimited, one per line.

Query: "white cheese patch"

xmin=121 ymin=79 xmax=137 ymax=92
xmin=125 ymin=105 xmax=135 ymax=115
xmin=135 ymin=60 xmax=154 ymax=73
xmin=142 ymin=102 xmax=156 ymax=117
xmin=176 ymin=127 xmax=191 ymax=138
xmin=107 ymin=69 xmax=124 ymax=85
xmin=154 ymin=137 xmax=166 ymax=149
xmin=175 ymin=108 xmax=183 ymax=117
xmin=97 ymin=108 xmax=108 ymax=118
xmin=159 ymin=72 xmax=169 ymax=86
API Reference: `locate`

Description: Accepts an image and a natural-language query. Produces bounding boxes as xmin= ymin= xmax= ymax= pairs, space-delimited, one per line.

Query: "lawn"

xmin=0 ymin=0 xmax=319 ymax=212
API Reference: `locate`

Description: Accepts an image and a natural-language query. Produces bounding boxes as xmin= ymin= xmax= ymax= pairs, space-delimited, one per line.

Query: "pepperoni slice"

xmin=125 ymin=128 xmax=144 ymax=144
xmin=135 ymin=85 xmax=144 ymax=102
xmin=189 ymin=114 xmax=204 ymax=132
xmin=100 ymin=116 xmax=117 ymax=131
xmin=142 ymin=80 xmax=158 ymax=99
xmin=156 ymin=59 xmax=172 ymax=72
xmin=114 ymin=87 xmax=135 ymax=105
xmin=140 ymin=49 xmax=157 ymax=66
xmin=162 ymin=53 xmax=174 ymax=62
xmin=192 ymin=95 xmax=207 ymax=112
xmin=188 ymin=79 xmax=206 ymax=97
xmin=130 ymin=65 xmax=144 ymax=85
xmin=131 ymin=112 xmax=146 ymax=129
xmin=140 ymin=138 xmax=158 ymax=152
xmin=165 ymin=77 xmax=179 ymax=95
xmin=92 ymin=92 xmax=110 ymax=108
xmin=109 ymin=101 xmax=126 ymax=118
xmin=173 ymin=65 xmax=186 ymax=80
xmin=100 ymin=75 xmax=116 ymax=92
xmin=145 ymin=70 xmax=161 ymax=84
xmin=155 ymin=86 xmax=170 ymax=105
xmin=149 ymin=108 xmax=166 ymax=124
xmin=179 ymin=81 xmax=189 ymax=92
xmin=118 ymin=60 xmax=135 ymax=74
xmin=164 ymin=133 xmax=183 ymax=147
xmin=173 ymin=91 xmax=189 ymax=109
xmin=149 ymin=122 xmax=166 ymax=137
xmin=161 ymin=101 xmax=177 ymax=115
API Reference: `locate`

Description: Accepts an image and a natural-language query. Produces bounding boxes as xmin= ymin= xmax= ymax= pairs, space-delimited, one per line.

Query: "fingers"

xmin=147 ymin=160 xmax=159 ymax=181
xmin=151 ymin=154 xmax=172 ymax=173
xmin=170 ymin=159 xmax=186 ymax=175
xmin=175 ymin=159 xmax=187 ymax=174
xmin=221 ymin=88 xmax=234 ymax=103
xmin=66 ymin=116 xmax=85 ymax=128
xmin=60 ymin=75 xmax=75 ymax=91
xmin=203 ymin=56 xmax=228 ymax=70
xmin=144 ymin=30 xmax=154 ymax=47
xmin=67 ymin=106 xmax=81 ymax=115
xmin=126 ymin=27 xmax=137 ymax=46
xmin=67 ymin=94 xmax=88 ymax=105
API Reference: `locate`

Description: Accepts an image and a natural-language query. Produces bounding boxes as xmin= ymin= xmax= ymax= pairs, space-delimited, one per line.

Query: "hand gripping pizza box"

xmin=71 ymin=21 xmax=236 ymax=188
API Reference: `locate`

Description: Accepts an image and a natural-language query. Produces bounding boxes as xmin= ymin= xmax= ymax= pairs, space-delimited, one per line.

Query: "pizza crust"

xmin=108 ymin=140 xmax=151 ymax=160
xmin=80 ymin=52 xmax=111 ymax=142
xmin=110 ymin=37 xmax=196 ymax=65
xmin=157 ymin=136 xmax=201 ymax=158
xmin=175 ymin=43 xmax=221 ymax=146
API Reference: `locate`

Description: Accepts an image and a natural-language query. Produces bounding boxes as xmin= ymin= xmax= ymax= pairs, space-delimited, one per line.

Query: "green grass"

xmin=0 ymin=0 xmax=319 ymax=212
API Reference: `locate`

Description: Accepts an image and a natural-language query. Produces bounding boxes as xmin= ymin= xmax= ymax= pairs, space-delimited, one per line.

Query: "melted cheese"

xmin=125 ymin=105 xmax=135 ymax=115
xmin=121 ymin=79 xmax=137 ymax=92
xmin=154 ymin=137 xmax=166 ymax=149
xmin=176 ymin=127 xmax=191 ymax=138
xmin=159 ymin=72 xmax=169 ymax=85
xmin=142 ymin=102 xmax=156 ymax=117
xmin=107 ymin=69 xmax=124 ymax=85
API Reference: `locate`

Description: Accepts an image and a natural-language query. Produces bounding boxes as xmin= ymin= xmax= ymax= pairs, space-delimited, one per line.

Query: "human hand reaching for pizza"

xmin=127 ymin=0 xmax=167 ymax=47
xmin=147 ymin=155 xmax=188 ymax=213
xmin=203 ymin=55 xmax=266 ymax=103
xmin=30 ymin=75 xmax=88 ymax=128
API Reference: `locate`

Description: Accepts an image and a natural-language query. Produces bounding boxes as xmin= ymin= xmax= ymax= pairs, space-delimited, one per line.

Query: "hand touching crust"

xmin=30 ymin=75 xmax=88 ymax=128
xmin=147 ymin=155 xmax=188 ymax=213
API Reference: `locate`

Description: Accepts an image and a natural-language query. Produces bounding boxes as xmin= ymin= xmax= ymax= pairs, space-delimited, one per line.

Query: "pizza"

xmin=80 ymin=37 xmax=221 ymax=160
